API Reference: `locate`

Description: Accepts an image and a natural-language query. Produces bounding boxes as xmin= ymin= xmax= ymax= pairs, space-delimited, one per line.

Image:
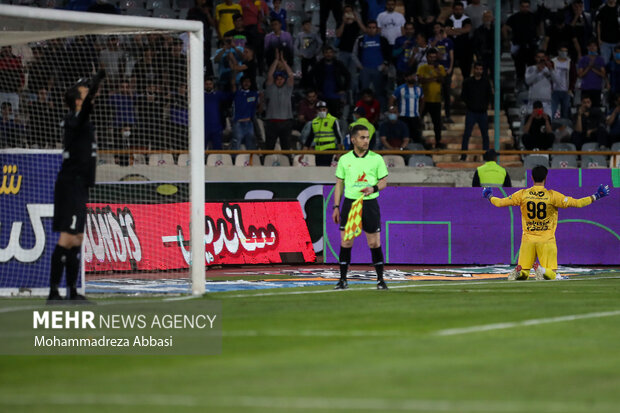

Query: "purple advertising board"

xmin=323 ymin=171 xmax=619 ymax=265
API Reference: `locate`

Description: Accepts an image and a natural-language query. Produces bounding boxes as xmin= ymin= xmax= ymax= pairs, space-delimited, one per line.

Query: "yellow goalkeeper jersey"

xmin=491 ymin=185 xmax=593 ymax=242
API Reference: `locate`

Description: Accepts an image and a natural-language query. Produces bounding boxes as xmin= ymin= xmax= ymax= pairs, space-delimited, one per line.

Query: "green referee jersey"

xmin=336 ymin=150 xmax=389 ymax=200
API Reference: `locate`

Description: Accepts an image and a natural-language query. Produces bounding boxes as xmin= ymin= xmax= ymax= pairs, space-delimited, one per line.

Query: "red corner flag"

xmin=343 ymin=195 xmax=364 ymax=241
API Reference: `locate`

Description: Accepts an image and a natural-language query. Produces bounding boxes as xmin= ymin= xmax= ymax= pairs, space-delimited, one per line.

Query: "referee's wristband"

xmin=373 ymin=185 xmax=379 ymax=193
xmin=333 ymin=205 xmax=340 ymax=209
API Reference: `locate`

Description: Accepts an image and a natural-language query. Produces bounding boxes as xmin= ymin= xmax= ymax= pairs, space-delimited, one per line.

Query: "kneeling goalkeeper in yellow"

xmin=482 ymin=165 xmax=611 ymax=280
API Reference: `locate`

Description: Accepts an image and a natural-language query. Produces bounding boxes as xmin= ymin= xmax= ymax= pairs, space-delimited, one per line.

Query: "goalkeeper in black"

xmin=47 ymin=69 xmax=105 ymax=303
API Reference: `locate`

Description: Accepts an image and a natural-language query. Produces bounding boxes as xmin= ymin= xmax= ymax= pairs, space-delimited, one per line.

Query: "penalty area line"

xmin=435 ymin=309 xmax=620 ymax=336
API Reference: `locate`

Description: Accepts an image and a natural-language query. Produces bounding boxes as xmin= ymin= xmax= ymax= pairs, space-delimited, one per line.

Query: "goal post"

xmin=0 ymin=5 xmax=205 ymax=296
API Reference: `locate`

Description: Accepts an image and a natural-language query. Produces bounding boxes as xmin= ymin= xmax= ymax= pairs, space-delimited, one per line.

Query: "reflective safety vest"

xmin=349 ymin=117 xmax=376 ymax=143
xmin=312 ymin=114 xmax=338 ymax=151
xmin=477 ymin=161 xmax=507 ymax=186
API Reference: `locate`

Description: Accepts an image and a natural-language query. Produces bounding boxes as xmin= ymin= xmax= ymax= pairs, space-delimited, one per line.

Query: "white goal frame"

xmin=0 ymin=5 xmax=206 ymax=295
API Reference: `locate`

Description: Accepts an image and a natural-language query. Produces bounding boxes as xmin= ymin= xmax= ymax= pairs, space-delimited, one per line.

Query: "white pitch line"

xmin=435 ymin=309 xmax=620 ymax=336
xmin=0 ymin=393 xmax=616 ymax=413
xmin=0 ymin=275 xmax=617 ymax=313
xmin=220 ymin=275 xmax=620 ymax=299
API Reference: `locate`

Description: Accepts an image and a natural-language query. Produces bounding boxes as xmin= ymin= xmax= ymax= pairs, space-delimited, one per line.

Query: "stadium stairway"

xmin=423 ymin=52 xmax=521 ymax=169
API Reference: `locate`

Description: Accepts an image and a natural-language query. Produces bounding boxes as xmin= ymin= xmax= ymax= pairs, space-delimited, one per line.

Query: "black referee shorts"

xmin=52 ymin=177 xmax=89 ymax=234
xmin=339 ymin=197 xmax=381 ymax=234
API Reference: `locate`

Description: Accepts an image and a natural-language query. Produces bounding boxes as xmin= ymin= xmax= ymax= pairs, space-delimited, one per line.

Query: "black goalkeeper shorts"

xmin=52 ymin=177 xmax=89 ymax=234
xmin=339 ymin=197 xmax=381 ymax=234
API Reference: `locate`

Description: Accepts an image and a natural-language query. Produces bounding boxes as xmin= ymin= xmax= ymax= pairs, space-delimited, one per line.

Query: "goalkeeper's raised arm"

xmin=482 ymin=187 xmax=523 ymax=207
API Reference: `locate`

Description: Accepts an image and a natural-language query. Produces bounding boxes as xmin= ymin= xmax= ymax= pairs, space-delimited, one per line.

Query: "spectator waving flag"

xmin=343 ymin=195 xmax=364 ymax=241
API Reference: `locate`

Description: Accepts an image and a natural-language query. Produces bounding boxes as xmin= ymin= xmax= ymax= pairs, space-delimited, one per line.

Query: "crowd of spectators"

xmin=1 ymin=0 xmax=619 ymax=161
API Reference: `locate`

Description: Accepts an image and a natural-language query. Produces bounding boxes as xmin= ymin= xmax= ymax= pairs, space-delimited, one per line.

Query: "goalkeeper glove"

xmin=592 ymin=184 xmax=610 ymax=201
xmin=482 ymin=187 xmax=493 ymax=200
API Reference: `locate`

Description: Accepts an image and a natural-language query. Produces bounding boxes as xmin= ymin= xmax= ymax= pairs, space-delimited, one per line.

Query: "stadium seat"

xmin=292 ymin=154 xmax=316 ymax=166
xmin=132 ymin=154 xmax=147 ymax=165
xmin=176 ymin=154 xmax=190 ymax=166
xmin=408 ymin=155 xmax=434 ymax=167
xmin=126 ymin=8 xmax=150 ymax=16
xmin=152 ymin=7 xmax=176 ymax=18
xmin=523 ymin=154 xmax=549 ymax=169
xmin=264 ymin=154 xmax=291 ymax=166
xmin=611 ymin=142 xmax=620 ymax=152
xmin=552 ymin=142 xmax=576 ymax=152
xmin=406 ymin=142 xmax=425 ymax=151
xmin=177 ymin=8 xmax=189 ymax=19
xmin=551 ymin=155 xmax=578 ymax=169
xmin=97 ymin=154 xmax=116 ymax=165
xmin=581 ymin=154 xmax=608 ymax=168
xmin=146 ymin=0 xmax=170 ymax=9
xmin=581 ymin=142 xmax=599 ymax=152
xmin=148 ymin=153 xmax=175 ymax=166
xmin=206 ymin=153 xmax=233 ymax=166
xmin=383 ymin=155 xmax=406 ymax=168
xmin=120 ymin=0 xmax=144 ymax=11
xmin=172 ymin=0 xmax=192 ymax=9
xmin=234 ymin=154 xmax=261 ymax=167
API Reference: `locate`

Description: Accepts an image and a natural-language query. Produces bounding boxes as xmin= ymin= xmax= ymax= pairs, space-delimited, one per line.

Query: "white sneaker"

xmin=533 ymin=262 xmax=545 ymax=280
xmin=508 ymin=265 xmax=522 ymax=281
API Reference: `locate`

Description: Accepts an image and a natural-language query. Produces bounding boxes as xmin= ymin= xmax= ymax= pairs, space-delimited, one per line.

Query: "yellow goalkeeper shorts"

xmin=517 ymin=240 xmax=558 ymax=270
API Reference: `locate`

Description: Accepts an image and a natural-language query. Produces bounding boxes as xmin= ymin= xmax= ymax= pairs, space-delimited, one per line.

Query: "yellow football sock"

xmin=541 ymin=266 xmax=556 ymax=280
xmin=517 ymin=269 xmax=530 ymax=280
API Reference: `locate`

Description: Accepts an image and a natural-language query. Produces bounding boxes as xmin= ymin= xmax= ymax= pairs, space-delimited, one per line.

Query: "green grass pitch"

xmin=1 ymin=273 xmax=620 ymax=412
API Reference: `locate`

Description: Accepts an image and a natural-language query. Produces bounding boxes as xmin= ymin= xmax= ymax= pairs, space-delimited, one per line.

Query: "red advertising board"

xmin=83 ymin=201 xmax=315 ymax=272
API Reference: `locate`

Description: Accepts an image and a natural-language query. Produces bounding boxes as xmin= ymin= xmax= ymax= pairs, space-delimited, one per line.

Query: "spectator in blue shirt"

xmin=389 ymin=70 xmax=424 ymax=144
xmin=354 ymin=20 xmax=392 ymax=110
xmin=393 ymin=22 xmax=416 ymax=84
xmin=231 ymin=75 xmax=260 ymax=150
xmin=430 ymin=22 xmax=455 ymax=123
xmin=270 ymin=0 xmax=287 ymax=32
xmin=108 ymin=79 xmax=136 ymax=129
xmin=204 ymin=77 xmax=231 ymax=150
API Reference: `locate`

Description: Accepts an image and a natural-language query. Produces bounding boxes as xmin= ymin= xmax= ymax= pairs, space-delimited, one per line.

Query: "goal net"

xmin=0 ymin=5 xmax=205 ymax=296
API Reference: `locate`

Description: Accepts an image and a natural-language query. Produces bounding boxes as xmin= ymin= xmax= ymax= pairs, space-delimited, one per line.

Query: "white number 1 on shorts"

xmin=70 ymin=215 xmax=77 ymax=230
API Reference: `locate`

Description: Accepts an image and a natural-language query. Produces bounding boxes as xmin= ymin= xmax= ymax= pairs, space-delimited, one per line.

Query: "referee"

xmin=47 ymin=69 xmax=105 ymax=303
xmin=332 ymin=124 xmax=389 ymax=290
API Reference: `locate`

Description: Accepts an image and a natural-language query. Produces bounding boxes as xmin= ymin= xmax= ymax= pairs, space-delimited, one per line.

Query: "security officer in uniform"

xmin=348 ymin=106 xmax=376 ymax=149
xmin=472 ymin=149 xmax=512 ymax=187
xmin=304 ymin=100 xmax=343 ymax=166
xmin=47 ymin=69 xmax=106 ymax=303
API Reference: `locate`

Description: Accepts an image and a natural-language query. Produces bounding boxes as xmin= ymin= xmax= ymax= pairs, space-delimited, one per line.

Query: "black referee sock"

xmin=65 ymin=246 xmax=81 ymax=297
xmin=339 ymin=247 xmax=352 ymax=281
xmin=49 ymin=245 xmax=69 ymax=294
xmin=371 ymin=247 xmax=384 ymax=281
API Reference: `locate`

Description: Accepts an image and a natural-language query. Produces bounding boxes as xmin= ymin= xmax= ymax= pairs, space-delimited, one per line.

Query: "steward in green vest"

xmin=304 ymin=100 xmax=343 ymax=166
xmin=472 ymin=149 xmax=512 ymax=187
xmin=349 ymin=106 xmax=376 ymax=149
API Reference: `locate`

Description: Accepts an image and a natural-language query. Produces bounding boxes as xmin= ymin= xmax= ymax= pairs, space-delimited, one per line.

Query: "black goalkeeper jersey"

xmin=58 ymin=71 xmax=104 ymax=187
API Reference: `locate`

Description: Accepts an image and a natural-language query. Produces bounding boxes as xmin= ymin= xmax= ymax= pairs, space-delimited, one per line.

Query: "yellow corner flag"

xmin=343 ymin=195 xmax=364 ymax=241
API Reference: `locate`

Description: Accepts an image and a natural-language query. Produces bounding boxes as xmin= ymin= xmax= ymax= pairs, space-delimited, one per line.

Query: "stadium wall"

xmin=323 ymin=177 xmax=620 ymax=265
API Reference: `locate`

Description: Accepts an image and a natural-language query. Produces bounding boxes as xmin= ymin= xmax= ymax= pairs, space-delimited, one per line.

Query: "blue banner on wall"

xmin=0 ymin=150 xmax=72 ymax=290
